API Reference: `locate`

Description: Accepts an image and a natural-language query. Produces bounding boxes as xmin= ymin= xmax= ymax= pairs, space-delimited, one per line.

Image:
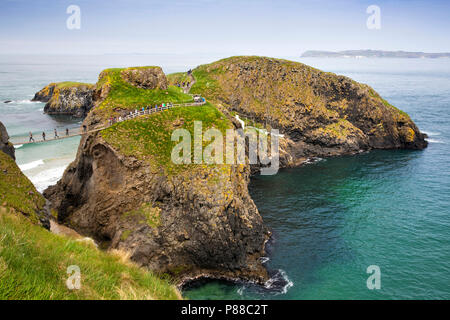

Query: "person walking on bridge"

xmin=54 ymin=128 xmax=59 ymax=139
xmin=42 ymin=132 xmax=46 ymax=141
xmin=29 ymin=132 xmax=35 ymax=142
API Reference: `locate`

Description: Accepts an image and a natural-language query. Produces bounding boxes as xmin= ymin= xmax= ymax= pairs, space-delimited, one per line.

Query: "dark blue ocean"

xmin=0 ymin=55 xmax=448 ymax=299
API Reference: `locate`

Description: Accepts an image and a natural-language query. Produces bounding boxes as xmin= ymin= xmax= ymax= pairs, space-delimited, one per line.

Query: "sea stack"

xmin=32 ymin=82 xmax=94 ymax=118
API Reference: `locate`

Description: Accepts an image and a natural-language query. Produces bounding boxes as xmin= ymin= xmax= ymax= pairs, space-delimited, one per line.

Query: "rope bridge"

xmin=11 ymin=98 xmax=206 ymax=146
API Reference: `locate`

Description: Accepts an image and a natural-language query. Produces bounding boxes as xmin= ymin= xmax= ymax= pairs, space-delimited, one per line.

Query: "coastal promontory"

xmin=44 ymin=66 xmax=271 ymax=285
xmin=43 ymin=56 xmax=427 ymax=286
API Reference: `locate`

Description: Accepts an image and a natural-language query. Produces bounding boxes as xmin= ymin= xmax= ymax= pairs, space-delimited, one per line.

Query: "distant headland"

xmin=301 ymin=50 xmax=450 ymax=59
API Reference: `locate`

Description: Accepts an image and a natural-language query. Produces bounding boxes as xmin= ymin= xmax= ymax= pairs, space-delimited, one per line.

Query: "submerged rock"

xmin=32 ymin=82 xmax=94 ymax=118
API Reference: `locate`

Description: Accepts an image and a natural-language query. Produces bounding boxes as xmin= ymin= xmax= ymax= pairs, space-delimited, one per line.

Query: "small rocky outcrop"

xmin=32 ymin=82 xmax=94 ymax=118
xmin=0 ymin=121 xmax=15 ymax=160
xmin=120 ymin=67 xmax=168 ymax=90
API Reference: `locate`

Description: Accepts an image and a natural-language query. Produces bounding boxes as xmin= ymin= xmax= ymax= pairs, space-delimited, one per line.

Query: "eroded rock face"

xmin=44 ymin=131 xmax=270 ymax=284
xmin=191 ymin=57 xmax=428 ymax=167
xmin=120 ymin=67 xmax=168 ymax=90
xmin=0 ymin=121 xmax=15 ymax=160
xmin=32 ymin=83 xmax=94 ymax=118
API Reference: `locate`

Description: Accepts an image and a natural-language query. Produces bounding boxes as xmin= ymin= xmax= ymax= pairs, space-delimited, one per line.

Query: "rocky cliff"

xmin=32 ymin=82 xmax=94 ymax=118
xmin=44 ymin=66 xmax=270 ymax=285
xmin=0 ymin=121 xmax=15 ymax=160
xmin=190 ymin=56 xmax=427 ymax=167
xmin=44 ymin=57 xmax=427 ymax=287
xmin=0 ymin=123 xmax=49 ymax=229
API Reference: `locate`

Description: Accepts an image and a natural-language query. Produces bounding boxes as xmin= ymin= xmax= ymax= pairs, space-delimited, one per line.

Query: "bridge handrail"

xmin=11 ymin=97 xmax=207 ymax=145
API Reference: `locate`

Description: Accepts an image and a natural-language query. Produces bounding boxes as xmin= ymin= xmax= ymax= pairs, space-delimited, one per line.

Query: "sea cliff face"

xmin=44 ymin=67 xmax=270 ymax=284
xmin=32 ymin=82 xmax=94 ymax=118
xmin=190 ymin=56 xmax=427 ymax=167
xmin=0 ymin=121 xmax=15 ymax=160
xmin=0 ymin=122 xmax=49 ymax=229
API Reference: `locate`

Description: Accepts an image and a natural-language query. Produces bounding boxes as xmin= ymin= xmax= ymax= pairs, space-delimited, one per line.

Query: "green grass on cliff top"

xmin=189 ymin=55 xmax=412 ymax=121
xmin=95 ymin=67 xmax=194 ymax=118
xmin=0 ymin=207 xmax=180 ymax=300
xmin=0 ymin=151 xmax=45 ymax=224
xmin=55 ymin=81 xmax=94 ymax=89
xmin=101 ymin=103 xmax=232 ymax=174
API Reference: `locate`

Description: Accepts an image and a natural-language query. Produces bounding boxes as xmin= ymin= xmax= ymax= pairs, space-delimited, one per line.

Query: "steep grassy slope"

xmin=0 ymin=151 xmax=47 ymax=226
xmin=101 ymin=103 xmax=232 ymax=174
xmin=0 ymin=149 xmax=181 ymax=300
xmin=91 ymin=67 xmax=194 ymax=120
xmin=0 ymin=207 xmax=181 ymax=300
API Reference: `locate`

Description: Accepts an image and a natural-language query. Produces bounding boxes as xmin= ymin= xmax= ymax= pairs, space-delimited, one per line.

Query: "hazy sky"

xmin=0 ymin=0 xmax=449 ymax=56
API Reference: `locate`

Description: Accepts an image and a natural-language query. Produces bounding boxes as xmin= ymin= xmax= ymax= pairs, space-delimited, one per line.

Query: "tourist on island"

xmin=29 ymin=132 xmax=35 ymax=142
xmin=66 ymin=128 xmax=69 ymax=136
xmin=83 ymin=125 xmax=87 ymax=133
xmin=42 ymin=132 xmax=46 ymax=141
xmin=54 ymin=129 xmax=58 ymax=139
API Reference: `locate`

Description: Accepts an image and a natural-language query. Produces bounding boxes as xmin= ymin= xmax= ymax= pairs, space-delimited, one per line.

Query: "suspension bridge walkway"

xmin=11 ymin=98 xmax=206 ymax=146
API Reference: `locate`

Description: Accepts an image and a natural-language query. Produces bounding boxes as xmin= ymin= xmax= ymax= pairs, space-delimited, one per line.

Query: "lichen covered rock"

xmin=120 ymin=67 xmax=168 ymax=90
xmin=32 ymin=82 xmax=94 ymax=118
xmin=190 ymin=56 xmax=427 ymax=167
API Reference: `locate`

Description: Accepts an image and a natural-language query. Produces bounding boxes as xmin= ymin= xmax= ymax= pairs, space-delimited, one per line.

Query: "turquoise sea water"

xmin=0 ymin=55 xmax=448 ymax=299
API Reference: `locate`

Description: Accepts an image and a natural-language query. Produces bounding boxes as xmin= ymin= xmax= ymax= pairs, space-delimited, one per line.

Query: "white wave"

xmin=259 ymin=256 xmax=270 ymax=264
xmin=19 ymin=159 xmax=44 ymax=171
xmin=14 ymin=144 xmax=23 ymax=149
xmin=422 ymin=131 xmax=441 ymax=136
xmin=11 ymin=99 xmax=40 ymax=105
xmin=264 ymin=269 xmax=294 ymax=295
xmin=304 ymin=157 xmax=324 ymax=165
xmin=426 ymin=138 xmax=445 ymax=144
xmin=29 ymin=166 xmax=66 ymax=192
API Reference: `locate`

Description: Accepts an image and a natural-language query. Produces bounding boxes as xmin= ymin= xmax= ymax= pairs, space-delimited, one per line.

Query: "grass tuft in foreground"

xmin=0 ymin=206 xmax=181 ymax=300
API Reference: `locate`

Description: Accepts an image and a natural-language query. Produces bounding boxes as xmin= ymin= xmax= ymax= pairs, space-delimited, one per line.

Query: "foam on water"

xmin=19 ymin=159 xmax=44 ymax=171
xmin=31 ymin=165 xmax=67 ymax=192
